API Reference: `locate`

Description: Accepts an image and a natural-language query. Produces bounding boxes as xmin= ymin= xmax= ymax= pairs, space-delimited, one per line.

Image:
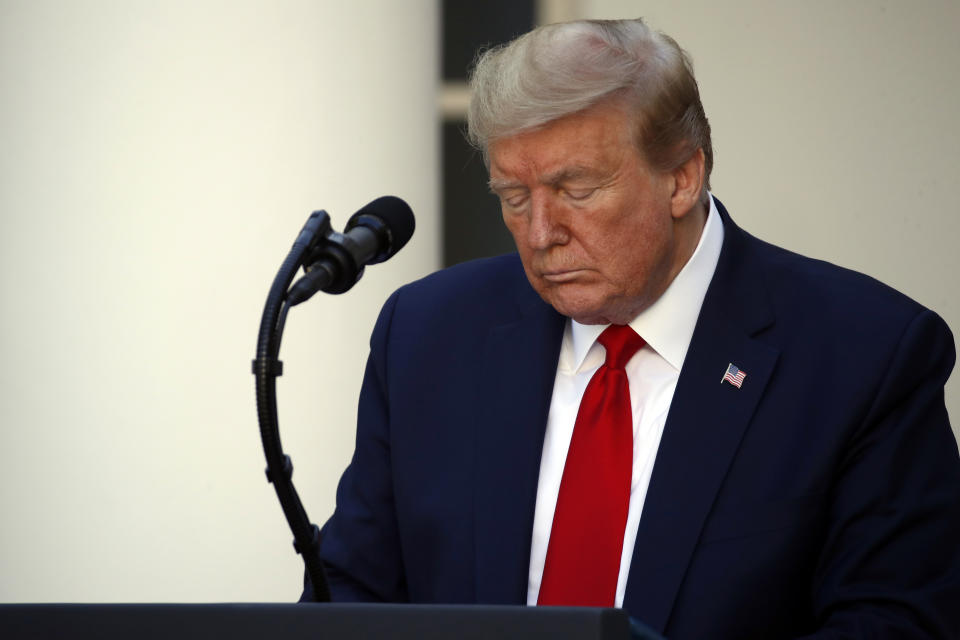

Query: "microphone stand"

xmin=253 ymin=211 xmax=343 ymax=603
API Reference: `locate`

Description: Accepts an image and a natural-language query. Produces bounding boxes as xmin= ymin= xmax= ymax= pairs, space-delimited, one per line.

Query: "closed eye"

xmin=495 ymin=188 xmax=529 ymax=209
xmin=564 ymin=188 xmax=597 ymax=201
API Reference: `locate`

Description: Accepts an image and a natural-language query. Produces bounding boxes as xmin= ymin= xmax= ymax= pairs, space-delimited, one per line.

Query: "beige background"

xmin=0 ymin=0 xmax=956 ymax=602
xmin=0 ymin=0 xmax=440 ymax=602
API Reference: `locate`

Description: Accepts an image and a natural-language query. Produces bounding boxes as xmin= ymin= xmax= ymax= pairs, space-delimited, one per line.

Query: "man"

xmin=306 ymin=18 xmax=960 ymax=639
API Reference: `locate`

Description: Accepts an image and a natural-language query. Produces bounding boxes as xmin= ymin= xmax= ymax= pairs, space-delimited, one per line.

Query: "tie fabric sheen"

xmin=538 ymin=324 xmax=645 ymax=607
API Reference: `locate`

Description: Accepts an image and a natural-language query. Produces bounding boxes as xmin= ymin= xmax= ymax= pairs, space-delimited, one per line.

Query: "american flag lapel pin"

xmin=721 ymin=363 xmax=747 ymax=388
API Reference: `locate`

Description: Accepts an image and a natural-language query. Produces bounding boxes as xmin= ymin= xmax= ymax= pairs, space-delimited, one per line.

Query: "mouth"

xmin=541 ymin=269 xmax=587 ymax=283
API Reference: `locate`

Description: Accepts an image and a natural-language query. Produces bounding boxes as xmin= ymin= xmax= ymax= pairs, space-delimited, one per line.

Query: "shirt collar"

xmin=566 ymin=194 xmax=725 ymax=372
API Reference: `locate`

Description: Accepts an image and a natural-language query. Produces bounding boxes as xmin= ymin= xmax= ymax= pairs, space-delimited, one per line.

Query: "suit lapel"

xmin=474 ymin=280 xmax=565 ymax=604
xmin=623 ymin=205 xmax=780 ymax=631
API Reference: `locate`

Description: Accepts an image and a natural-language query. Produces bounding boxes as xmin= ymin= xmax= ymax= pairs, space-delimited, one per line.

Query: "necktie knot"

xmin=597 ymin=324 xmax=645 ymax=370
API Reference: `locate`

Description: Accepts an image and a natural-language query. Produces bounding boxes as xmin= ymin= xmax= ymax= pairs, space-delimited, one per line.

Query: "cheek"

xmin=501 ymin=207 xmax=521 ymax=237
xmin=591 ymin=217 xmax=667 ymax=282
xmin=502 ymin=215 xmax=527 ymax=254
xmin=502 ymin=213 xmax=542 ymax=278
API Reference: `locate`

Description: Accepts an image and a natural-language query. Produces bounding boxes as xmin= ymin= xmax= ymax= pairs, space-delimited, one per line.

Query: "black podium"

xmin=0 ymin=603 xmax=630 ymax=639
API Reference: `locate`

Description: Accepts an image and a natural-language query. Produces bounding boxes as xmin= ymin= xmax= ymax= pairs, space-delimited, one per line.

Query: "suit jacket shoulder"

xmin=316 ymin=252 xmax=567 ymax=605
xmin=627 ymin=202 xmax=960 ymax=638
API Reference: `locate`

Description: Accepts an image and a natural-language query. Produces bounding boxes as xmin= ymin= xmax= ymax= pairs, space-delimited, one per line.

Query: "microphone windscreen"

xmin=356 ymin=196 xmax=415 ymax=258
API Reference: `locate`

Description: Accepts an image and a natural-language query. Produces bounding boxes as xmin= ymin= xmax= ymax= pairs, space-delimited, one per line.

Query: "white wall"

xmin=580 ymin=0 xmax=960 ymax=437
xmin=0 ymin=0 xmax=439 ymax=602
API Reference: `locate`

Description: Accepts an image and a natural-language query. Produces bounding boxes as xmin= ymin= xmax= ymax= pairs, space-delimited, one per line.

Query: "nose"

xmin=527 ymin=194 xmax=567 ymax=250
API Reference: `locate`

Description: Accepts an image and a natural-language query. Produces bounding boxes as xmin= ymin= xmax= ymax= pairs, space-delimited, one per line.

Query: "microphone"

xmin=286 ymin=196 xmax=415 ymax=305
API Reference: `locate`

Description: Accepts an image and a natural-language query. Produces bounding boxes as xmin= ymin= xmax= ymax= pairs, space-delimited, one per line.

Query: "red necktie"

xmin=538 ymin=324 xmax=645 ymax=607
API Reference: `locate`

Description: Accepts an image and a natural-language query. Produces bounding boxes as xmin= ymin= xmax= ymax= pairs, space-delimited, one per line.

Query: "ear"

xmin=670 ymin=148 xmax=706 ymax=219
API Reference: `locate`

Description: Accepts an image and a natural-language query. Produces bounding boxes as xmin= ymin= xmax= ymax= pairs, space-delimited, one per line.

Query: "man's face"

xmin=489 ymin=101 xmax=695 ymax=325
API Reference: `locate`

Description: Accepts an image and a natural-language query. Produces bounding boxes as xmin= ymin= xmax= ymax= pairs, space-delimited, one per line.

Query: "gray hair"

xmin=466 ymin=18 xmax=713 ymax=190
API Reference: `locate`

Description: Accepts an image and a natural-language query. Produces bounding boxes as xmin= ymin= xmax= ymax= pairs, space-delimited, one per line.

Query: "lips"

xmin=541 ymin=269 xmax=586 ymax=283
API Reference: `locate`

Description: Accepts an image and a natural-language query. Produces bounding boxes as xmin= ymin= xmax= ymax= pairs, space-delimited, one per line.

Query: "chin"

xmin=556 ymin=295 xmax=643 ymax=325
xmin=548 ymin=297 xmax=614 ymax=325
xmin=532 ymin=280 xmax=627 ymax=324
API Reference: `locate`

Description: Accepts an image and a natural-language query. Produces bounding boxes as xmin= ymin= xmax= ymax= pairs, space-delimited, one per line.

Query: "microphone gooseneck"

xmin=253 ymin=196 xmax=415 ymax=602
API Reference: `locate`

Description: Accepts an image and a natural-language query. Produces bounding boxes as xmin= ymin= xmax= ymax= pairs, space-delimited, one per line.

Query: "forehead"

xmin=488 ymin=103 xmax=637 ymax=185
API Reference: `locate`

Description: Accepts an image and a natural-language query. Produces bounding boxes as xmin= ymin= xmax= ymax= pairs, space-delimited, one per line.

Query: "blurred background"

xmin=1 ymin=0 xmax=957 ymax=602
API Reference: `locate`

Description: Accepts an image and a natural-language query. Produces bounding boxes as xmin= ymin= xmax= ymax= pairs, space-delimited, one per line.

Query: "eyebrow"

xmin=542 ymin=165 xmax=599 ymax=185
xmin=487 ymin=177 xmax=520 ymax=193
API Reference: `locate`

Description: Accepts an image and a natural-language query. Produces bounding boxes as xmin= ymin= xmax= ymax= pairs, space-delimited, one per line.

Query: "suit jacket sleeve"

xmin=302 ymin=289 xmax=408 ymax=602
xmin=301 ymin=254 xmax=557 ymax=606
xmin=801 ymin=308 xmax=960 ymax=638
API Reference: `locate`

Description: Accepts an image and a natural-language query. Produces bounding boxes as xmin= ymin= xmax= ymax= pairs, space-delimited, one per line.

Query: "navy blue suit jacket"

xmin=308 ymin=202 xmax=960 ymax=638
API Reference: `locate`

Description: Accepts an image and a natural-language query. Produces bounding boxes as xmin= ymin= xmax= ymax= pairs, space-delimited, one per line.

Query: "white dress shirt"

xmin=526 ymin=195 xmax=725 ymax=607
